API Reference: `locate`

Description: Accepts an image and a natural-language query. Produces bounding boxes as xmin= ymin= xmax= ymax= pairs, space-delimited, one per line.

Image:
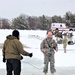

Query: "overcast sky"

xmin=0 ymin=0 xmax=75 ymax=20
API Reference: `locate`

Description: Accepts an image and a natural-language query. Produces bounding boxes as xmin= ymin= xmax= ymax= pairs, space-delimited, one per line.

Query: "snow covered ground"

xmin=0 ymin=29 xmax=75 ymax=75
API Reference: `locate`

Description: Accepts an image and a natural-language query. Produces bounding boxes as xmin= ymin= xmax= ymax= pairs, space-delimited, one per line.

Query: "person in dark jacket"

xmin=2 ymin=30 xmax=33 ymax=75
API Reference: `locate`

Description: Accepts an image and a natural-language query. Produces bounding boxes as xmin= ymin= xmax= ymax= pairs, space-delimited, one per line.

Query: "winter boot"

xmin=51 ymin=73 xmax=54 ymax=75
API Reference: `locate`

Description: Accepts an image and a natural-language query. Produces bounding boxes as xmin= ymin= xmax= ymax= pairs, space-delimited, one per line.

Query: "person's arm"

xmin=2 ymin=40 xmax=6 ymax=62
xmin=53 ymin=40 xmax=58 ymax=52
xmin=40 ymin=40 xmax=47 ymax=54
xmin=15 ymin=40 xmax=32 ymax=57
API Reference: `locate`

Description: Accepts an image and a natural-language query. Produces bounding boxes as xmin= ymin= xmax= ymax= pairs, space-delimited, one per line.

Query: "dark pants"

xmin=6 ymin=59 xmax=21 ymax=75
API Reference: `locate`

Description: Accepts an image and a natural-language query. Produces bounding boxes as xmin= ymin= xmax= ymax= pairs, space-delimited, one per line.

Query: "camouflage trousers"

xmin=43 ymin=53 xmax=56 ymax=73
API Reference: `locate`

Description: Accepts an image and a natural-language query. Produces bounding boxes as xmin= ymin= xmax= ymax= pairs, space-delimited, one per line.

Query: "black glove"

xmin=21 ymin=56 xmax=23 ymax=60
xmin=29 ymin=53 xmax=33 ymax=57
xmin=3 ymin=57 xmax=6 ymax=63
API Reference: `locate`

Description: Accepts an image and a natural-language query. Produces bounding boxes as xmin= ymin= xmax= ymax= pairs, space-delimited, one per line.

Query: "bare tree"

xmin=12 ymin=14 xmax=30 ymax=29
xmin=0 ymin=18 xmax=11 ymax=29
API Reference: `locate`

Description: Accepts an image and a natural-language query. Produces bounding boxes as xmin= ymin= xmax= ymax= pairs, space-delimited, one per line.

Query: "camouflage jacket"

xmin=62 ymin=38 xmax=67 ymax=45
xmin=40 ymin=38 xmax=58 ymax=55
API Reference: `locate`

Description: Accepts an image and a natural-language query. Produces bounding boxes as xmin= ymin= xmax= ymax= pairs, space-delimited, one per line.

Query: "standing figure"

xmin=40 ymin=30 xmax=58 ymax=75
xmin=54 ymin=29 xmax=59 ymax=43
xmin=2 ymin=30 xmax=33 ymax=75
xmin=62 ymin=35 xmax=68 ymax=53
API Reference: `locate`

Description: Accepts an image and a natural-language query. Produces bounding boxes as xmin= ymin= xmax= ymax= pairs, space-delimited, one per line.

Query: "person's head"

xmin=63 ymin=33 xmax=67 ymax=38
xmin=46 ymin=30 xmax=53 ymax=39
xmin=12 ymin=30 xmax=19 ymax=40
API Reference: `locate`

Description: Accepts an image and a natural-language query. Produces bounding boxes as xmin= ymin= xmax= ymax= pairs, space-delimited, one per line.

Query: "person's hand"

xmin=3 ymin=57 xmax=6 ymax=63
xmin=43 ymin=49 xmax=46 ymax=54
xmin=21 ymin=56 xmax=23 ymax=60
xmin=29 ymin=53 xmax=33 ymax=57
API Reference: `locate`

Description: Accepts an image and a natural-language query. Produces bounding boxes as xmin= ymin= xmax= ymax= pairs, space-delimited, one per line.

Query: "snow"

xmin=0 ymin=29 xmax=75 ymax=69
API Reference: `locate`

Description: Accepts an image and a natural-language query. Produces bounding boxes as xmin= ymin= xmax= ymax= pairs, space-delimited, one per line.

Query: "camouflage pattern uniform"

xmin=62 ymin=36 xmax=68 ymax=48
xmin=68 ymin=32 xmax=73 ymax=41
xmin=62 ymin=35 xmax=68 ymax=53
xmin=40 ymin=38 xmax=57 ymax=74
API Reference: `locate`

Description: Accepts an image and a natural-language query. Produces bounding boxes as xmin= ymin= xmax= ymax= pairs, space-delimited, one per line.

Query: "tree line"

xmin=0 ymin=11 xmax=75 ymax=30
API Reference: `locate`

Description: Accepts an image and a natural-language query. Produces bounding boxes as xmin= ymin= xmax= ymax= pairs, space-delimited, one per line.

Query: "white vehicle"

xmin=51 ymin=23 xmax=72 ymax=31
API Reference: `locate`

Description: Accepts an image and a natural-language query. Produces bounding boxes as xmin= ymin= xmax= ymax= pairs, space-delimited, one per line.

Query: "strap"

xmin=46 ymin=39 xmax=52 ymax=48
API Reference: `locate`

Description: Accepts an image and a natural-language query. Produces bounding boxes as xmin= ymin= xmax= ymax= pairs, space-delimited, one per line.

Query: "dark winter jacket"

xmin=2 ymin=35 xmax=30 ymax=60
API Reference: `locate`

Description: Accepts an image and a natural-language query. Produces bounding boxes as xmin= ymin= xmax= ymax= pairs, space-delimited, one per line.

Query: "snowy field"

xmin=0 ymin=29 xmax=75 ymax=75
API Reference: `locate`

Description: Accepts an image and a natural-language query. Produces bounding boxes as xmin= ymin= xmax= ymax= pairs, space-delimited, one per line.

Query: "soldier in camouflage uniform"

xmin=62 ymin=35 xmax=68 ymax=53
xmin=40 ymin=30 xmax=58 ymax=75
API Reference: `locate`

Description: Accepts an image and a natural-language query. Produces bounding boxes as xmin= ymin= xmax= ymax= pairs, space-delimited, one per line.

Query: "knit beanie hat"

xmin=12 ymin=30 xmax=19 ymax=39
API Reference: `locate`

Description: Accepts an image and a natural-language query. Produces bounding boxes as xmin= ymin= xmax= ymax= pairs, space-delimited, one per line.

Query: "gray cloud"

xmin=0 ymin=0 xmax=75 ymax=20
